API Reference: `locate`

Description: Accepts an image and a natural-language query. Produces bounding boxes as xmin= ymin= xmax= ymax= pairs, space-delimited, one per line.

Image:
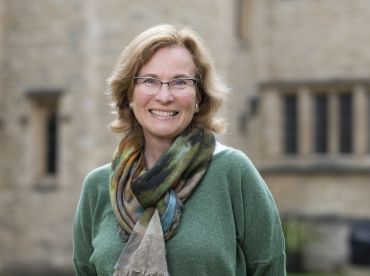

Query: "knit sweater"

xmin=73 ymin=147 xmax=286 ymax=276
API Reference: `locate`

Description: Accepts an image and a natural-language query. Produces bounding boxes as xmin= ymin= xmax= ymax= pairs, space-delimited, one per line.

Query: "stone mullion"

xmin=298 ymin=87 xmax=313 ymax=155
xmin=261 ymin=88 xmax=283 ymax=159
xmin=353 ymin=85 xmax=368 ymax=155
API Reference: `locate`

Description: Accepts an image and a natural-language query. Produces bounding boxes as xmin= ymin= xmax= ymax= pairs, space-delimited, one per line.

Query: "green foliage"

xmin=282 ymin=217 xmax=317 ymax=254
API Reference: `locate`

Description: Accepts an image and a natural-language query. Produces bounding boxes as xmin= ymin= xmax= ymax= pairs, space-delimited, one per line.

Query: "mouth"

xmin=149 ymin=109 xmax=178 ymax=117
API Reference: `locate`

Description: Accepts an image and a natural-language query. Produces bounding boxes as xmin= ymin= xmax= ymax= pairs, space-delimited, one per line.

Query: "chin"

xmin=151 ymin=128 xmax=182 ymax=139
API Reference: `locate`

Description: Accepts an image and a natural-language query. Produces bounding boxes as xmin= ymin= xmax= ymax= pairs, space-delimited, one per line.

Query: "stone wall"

xmin=249 ymin=0 xmax=370 ymax=81
xmin=246 ymin=0 xmax=370 ymax=272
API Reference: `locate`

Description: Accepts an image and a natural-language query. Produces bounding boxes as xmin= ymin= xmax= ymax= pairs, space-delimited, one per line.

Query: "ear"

xmin=196 ymin=92 xmax=201 ymax=105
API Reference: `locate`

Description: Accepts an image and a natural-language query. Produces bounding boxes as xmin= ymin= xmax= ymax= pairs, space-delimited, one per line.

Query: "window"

xmin=315 ymin=94 xmax=328 ymax=153
xmin=284 ymin=95 xmax=298 ymax=154
xmin=259 ymin=80 xmax=370 ymax=159
xmin=46 ymin=111 xmax=58 ymax=175
xmin=339 ymin=93 xmax=352 ymax=153
xmin=26 ymin=89 xmax=62 ymax=190
xmin=283 ymin=90 xmax=356 ymax=156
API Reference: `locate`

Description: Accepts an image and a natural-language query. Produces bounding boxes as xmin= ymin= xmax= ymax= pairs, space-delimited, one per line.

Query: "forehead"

xmin=138 ymin=46 xmax=195 ymax=77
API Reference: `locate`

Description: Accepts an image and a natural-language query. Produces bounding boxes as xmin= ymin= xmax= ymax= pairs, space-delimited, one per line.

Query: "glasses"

xmin=133 ymin=76 xmax=197 ymax=96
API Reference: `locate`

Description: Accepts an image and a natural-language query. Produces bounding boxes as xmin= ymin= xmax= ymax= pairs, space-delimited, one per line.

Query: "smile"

xmin=150 ymin=109 xmax=178 ymax=117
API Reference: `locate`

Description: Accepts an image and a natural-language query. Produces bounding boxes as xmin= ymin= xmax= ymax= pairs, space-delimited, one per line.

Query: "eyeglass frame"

xmin=133 ymin=76 xmax=197 ymax=91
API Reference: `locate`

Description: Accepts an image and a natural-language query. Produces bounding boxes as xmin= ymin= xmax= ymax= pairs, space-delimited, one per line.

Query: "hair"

xmin=107 ymin=24 xmax=229 ymax=136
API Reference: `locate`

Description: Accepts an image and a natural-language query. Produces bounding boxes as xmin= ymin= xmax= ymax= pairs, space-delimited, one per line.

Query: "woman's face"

xmin=131 ymin=46 xmax=199 ymax=145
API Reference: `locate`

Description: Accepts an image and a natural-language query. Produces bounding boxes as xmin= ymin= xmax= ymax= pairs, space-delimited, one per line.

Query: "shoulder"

xmin=84 ymin=163 xmax=111 ymax=182
xmin=82 ymin=163 xmax=111 ymax=194
xmin=210 ymin=144 xmax=267 ymax=193
xmin=212 ymin=143 xmax=258 ymax=175
xmin=76 ymin=163 xmax=112 ymax=213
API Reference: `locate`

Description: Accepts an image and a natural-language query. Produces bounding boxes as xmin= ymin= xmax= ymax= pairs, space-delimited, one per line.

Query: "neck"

xmin=143 ymin=136 xmax=173 ymax=169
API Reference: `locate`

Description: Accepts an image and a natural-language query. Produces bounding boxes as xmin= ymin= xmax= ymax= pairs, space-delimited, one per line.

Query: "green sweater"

xmin=73 ymin=148 xmax=286 ymax=276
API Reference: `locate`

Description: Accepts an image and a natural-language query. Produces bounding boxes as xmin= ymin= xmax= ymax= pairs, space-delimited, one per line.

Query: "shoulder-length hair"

xmin=107 ymin=24 xmax=229 ymax=136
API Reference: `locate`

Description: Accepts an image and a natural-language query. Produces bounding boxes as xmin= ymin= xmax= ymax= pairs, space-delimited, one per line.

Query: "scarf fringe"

xmin=114 ymin=268 xmax=169 ymax=276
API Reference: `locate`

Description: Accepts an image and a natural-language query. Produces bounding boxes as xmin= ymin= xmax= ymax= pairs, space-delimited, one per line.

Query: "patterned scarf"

xmin=110 ymin=127 xmax=215 ymax=276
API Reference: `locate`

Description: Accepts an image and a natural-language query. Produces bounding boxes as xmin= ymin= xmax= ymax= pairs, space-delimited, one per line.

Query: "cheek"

xmin=132 ymin=90 xmax=150 ymax=107
xmin=131 ymin=93 xmax=148 ymax=124
xmin=178 ymin=95 xmax=197 ymax=109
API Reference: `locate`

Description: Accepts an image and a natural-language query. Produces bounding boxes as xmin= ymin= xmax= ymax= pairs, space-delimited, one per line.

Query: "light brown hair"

xmin=107 ymin=24 xmax=228 ymax=135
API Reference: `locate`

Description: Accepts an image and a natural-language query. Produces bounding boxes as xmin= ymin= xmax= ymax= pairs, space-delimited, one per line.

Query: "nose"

xmin=155 ymin=83 xmax=174 ymax=103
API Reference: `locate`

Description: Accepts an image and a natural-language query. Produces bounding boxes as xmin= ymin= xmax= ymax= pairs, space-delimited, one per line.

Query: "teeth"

xmin=151 ymin=109 xmax=177 ymax=117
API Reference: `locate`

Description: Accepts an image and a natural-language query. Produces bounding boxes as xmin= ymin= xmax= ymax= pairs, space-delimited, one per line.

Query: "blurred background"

xmin=1 ymin=0 xmax=370 ymax=275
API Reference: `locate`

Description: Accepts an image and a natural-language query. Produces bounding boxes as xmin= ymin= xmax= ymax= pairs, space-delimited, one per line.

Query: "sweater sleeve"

xmin=73 ymin=171 xmax=99 ymax=276
xmin=231 ymin=150 xmax=286 ymax=275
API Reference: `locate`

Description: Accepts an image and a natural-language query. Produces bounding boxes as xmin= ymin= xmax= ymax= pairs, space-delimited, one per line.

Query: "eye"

xmin=175 ymin=79 xmax=187 ymax=85
xmin=143 ymin=78 xmax=158 ymax=85
xmin=171 ymin=79 xmax=188 ymax=88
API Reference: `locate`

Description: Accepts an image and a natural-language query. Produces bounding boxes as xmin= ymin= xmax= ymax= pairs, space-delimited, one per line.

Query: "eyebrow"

xmin=140 ymin=74 xmax=158 ymax=78
xmin=173 ymin=74 xmax=194 ymax=79
xmin=139 ymin=73 xmax=195 ymax=79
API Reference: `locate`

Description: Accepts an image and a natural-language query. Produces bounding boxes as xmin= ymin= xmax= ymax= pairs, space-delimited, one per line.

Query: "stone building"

xmin=243 ymin=1 xmax=370 ymax=273
xmin=0 ymin=0 xmax=369 ymax=274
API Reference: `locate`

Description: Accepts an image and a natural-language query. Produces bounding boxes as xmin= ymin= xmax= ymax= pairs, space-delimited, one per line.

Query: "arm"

xmin=73 ymin=173 xmax=98 ymax=276
xmin=232 ymin=151 xmax=286 ymax=275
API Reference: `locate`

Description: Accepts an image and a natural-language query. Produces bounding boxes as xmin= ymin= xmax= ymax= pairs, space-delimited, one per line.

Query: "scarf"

xmin=109 ymin=127 xmax=215 ymax=276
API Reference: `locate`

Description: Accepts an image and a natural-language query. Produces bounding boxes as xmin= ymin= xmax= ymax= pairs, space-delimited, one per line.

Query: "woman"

xmin=73 ymin=24 xmax=286 ymax=276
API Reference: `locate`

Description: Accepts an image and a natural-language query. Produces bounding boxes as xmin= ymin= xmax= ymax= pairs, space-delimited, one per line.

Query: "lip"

xmin=149 ymin=108 xmax=179 ymax=118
